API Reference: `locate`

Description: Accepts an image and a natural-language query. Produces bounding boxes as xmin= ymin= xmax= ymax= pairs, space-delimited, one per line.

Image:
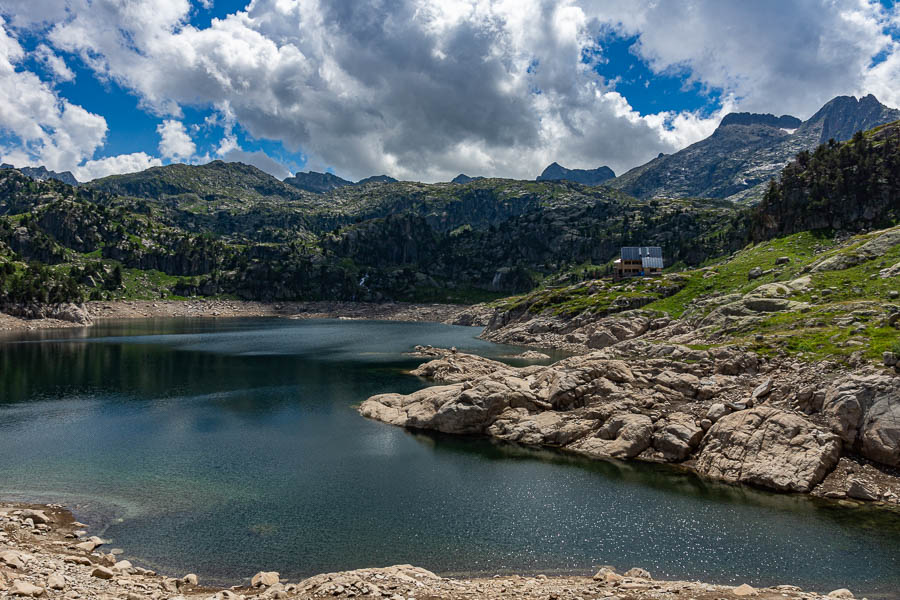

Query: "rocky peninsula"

xmin=0 ymin=502 xmax=862 ymax=600
xmin=362 ymin=330 xmax=900 ymax=504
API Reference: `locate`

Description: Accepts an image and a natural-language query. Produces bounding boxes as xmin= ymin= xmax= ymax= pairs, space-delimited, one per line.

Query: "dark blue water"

xmin=1 ymin=318 xmax=899 ymax=596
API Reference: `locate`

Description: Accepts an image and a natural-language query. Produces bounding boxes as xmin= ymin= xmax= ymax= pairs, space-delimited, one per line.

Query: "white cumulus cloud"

xmin=74 ymin=152 xmax=163 ymax=182
xmin=0 ymin=17 xmax=108 ymax=173
xmin=34 ymin=43 xmax=74 ymax=81
xmin=1 ymin=0 xmax=899 ymax=180
xmin=157 ymin=119 xmax=196 ymax=160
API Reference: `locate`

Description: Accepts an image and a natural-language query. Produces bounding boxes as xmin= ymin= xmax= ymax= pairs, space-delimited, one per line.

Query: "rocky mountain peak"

xmin=1 ymin=163 xmax=79 ymax=186
xmin=356 ymin=175 xmax=398 ymax=185
xmin=718 ymin=113 xmax=802 ymax=129
xmin=283 ymin=171 xmax=354 ymax=194
xmin=451 ymin=174 xmax=484 ymax=184
xmin=284 ymin=171 xmax=398 ymax=193
xmin=801 ymin=94 xmax=900 ymax=143
xmin=610 ymin=93 xmax=900 ymax=201
xmin=536 ymin=162 xmax=615 ymax=186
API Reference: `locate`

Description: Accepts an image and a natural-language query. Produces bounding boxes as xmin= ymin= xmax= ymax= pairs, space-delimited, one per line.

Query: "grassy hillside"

xmin=496 ymin=225 xmax=900 ymax=362
xmin=2 ymin=120 xmax=899 ymax=311
xmin=1 ymin=166 xmax=744 ymax=304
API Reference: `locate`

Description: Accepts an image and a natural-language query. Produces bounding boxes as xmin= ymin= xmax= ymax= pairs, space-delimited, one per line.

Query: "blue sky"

xmin=1 ymin=0 xmax=899 ymax=182
xmin=8 ymin=2 xmax=308 ymax=177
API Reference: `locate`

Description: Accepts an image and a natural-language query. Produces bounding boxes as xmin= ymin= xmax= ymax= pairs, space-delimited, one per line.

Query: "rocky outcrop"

xmin=481 ymin=308 xmax=665 ymax=353
xmin=697 ymin=295 xmax=809 ymax=332
xmin=569 ymin=413 xmax=653 ymax=459
xmin=360 ymin=334 xmax=900 ymax=498
xmin=695 ymin=407 xmax=841 ymax=492
xmin=652 ymin=413 xmax=704 ymax=461
xmin=821 ymin=374 xmax=900 ymax=466
xmin=1 ymin=303 xmax=92 ymax=325
xmin=409 ymin=351 xmax=511 ymax=383
xmin=810 ymin=227 xmax=900 ymax=273
xmin=360 ymin=342 xmax=858 ymax=494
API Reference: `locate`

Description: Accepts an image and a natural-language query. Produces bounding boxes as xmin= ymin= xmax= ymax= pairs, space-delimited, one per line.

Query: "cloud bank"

xmin=1 ymin=0 xmax=898 ymax=182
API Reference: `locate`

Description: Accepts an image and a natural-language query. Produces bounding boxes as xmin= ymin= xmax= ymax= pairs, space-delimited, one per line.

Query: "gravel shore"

xmin=0 ymin=300 xmax=493 ymax=332
xmin=0 ymin=502 xmax=859 ymax=600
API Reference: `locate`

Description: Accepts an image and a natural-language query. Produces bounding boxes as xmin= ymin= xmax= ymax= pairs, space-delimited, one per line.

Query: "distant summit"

xmin=536 ymin=162 xmax=615 ymax=186
xmin=610 ymin=94 xmax=900 ymax=201
xmin=801 ymin=94 xmax=900 ymax=143
xmin=357 ymin=175 xmax=397 ymax=185
xmin=283 ymin=171 xmax=353 ymax=194
xmin=451 ymin=174 xmax=484 ymax=184
xmin=1 ymin=163 xmax=78 ymax=186
xmin=86 ymin=160 xmax=304 ymax=204
xmin=284 ymin=171 xmax=397 ymax=193
xmin=719 ymin=113 xmax=801 ymax=129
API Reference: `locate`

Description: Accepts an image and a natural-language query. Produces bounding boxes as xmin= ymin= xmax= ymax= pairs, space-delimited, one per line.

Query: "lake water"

xmin=1 ymin=318 xmax=899 ymax=597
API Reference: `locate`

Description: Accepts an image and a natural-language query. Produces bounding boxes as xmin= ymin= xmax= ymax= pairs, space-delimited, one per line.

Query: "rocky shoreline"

xmin=0 ymin=502 xmax=865 ymax=600
xmin=361 ymin=335 xmax=900 ymax=505
xmin=0 ymin=300 xmax=495 ymax=332
xmin=2 ymin=299 xmax=899 ymax=596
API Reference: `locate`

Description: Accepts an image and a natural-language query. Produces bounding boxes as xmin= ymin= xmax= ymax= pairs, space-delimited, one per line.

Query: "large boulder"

xmin=487 ymin=408 xmax=596 ymax=446
xmin=410 ymin=352 xmax=510 ymax=383
xmin=251 ymin=571 xmax=280 ymax=587
xmin=860 ymin=395 xmax=900 ymax=467
xmin=587 ymin=328 xmax=618 ymax=349
xmin=652 ymin=413 xmax=704 ymax=461
xmin=821 ymin=375 xmax=900 ymax=466
xmin=822 ymin=380 xmax=866 ymax=444
xmin=696 ymin=407 xmax=841 ymax=492
xmin=569 ymin=413 xmax=653 ymax=459
xmin=10 ymin=580 xmax=44 ymax=597
xmin=360 ymin=368 xmax=546 ymax=435
xmin=20 ymin=509 xmax=51 ymax=524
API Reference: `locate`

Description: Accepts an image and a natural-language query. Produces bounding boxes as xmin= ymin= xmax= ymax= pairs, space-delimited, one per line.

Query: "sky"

xmin=1 ymin=1 xmax=899 ymax=183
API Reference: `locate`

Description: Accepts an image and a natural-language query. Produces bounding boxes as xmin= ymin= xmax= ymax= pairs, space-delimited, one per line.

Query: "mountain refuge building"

xmin=614 ymin=246 xmax=664 ymax=278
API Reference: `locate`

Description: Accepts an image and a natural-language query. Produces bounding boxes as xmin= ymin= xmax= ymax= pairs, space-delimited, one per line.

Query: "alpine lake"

xmin=1 ymin=318 xmax=899 ymax=597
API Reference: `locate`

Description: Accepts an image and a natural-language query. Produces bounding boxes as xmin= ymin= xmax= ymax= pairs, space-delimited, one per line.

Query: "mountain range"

xmin=1 ymin=113 xmax=898 ymax=307
xmin=6 ymin=94 xmax=896 ymax=202
xmin=609 ymin=94 xmax=900 ymax=201
xmin=1 ymin=163 xmax=78 ymax=186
